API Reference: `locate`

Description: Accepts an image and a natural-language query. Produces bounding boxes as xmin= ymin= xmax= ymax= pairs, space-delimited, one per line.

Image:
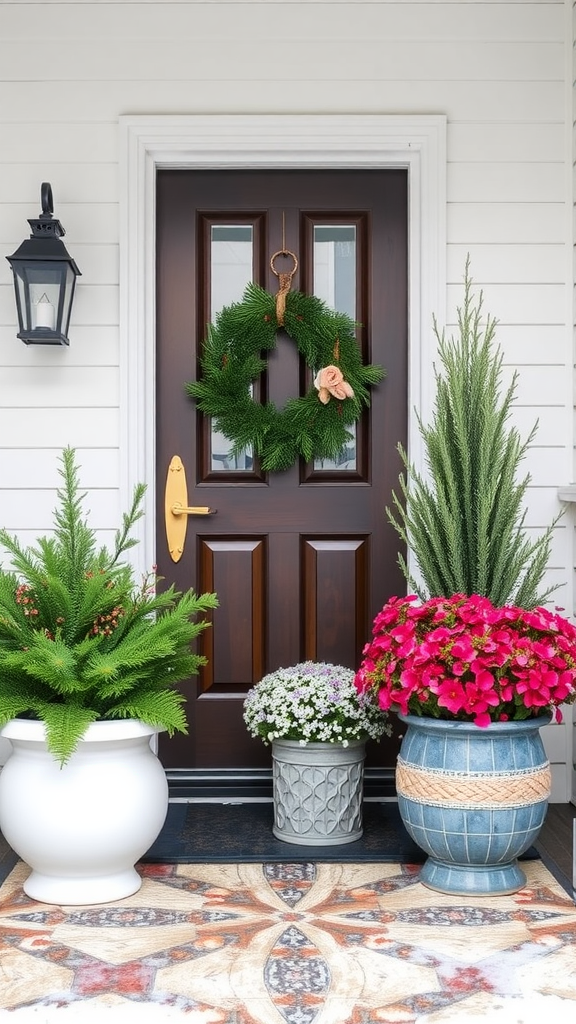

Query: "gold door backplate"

xmin=164 ymin=455 xmax=216 ymax=563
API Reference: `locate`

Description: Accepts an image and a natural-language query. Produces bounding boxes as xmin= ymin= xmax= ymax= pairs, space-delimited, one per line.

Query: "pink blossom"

xmin=499 ymin=680 xmax=514 ymax=702
xmin=463 ymin=680 xmax=500 ymax=715
xmin=398 ymin=668 xmax=421 ymax=696
xmin=378 ymin=689 xmax=394 ymax=712
xmin=356 ymin=591 xmax=576 ymax=727
xmin=422 ymin=663 xmax=445 ymax=687
xmin=435 ymin=679 xmax=467 ymax=715
xmin=450 ymin=636 xmax=476 ymax=662
xmin=370 ymin=636 xmax=393 ymax=657
xmin=451 ymin=661 xmax=468 ymax=677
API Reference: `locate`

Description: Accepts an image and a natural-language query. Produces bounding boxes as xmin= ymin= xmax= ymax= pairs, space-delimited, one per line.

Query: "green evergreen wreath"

xmin=186 ymin=282 xmax=385 ymax=472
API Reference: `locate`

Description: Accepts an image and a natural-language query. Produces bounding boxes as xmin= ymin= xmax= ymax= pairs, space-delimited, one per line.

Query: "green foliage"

xmin=186 ymin=282 xmax=385 ymax=472
xmin=0 ymin=447 xmax=218 ymax=763
xmin=387 ymin=258 xmax=561 ymax=608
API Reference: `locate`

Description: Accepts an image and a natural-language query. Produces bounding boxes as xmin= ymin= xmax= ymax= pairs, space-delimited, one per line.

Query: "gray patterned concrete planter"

xmin=272 ymin=739 xmax=366 ymax=845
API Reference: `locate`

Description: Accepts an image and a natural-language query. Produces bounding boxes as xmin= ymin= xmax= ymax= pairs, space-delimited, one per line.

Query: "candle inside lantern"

xmin=35 ymin=293 xmax=56 ymax=330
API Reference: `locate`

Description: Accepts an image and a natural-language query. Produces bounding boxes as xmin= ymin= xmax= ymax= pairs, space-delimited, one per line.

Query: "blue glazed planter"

xmin=396 ymin=713 xmax=552 ymax=895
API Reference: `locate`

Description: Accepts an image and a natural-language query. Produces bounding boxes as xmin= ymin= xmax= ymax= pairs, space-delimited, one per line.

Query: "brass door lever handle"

xmin=171 ymin=502 xmax=217 ymax=516
xmin=165 ymin=456 xmax=216 ymax=562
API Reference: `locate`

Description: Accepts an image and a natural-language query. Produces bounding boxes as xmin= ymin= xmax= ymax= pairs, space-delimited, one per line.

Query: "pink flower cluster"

xmin=354 ymin=594 xmax=576 ymax=727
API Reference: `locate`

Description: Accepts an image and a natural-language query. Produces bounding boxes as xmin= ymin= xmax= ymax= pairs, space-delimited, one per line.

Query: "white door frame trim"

xmin=119 ymin=113 xmax=447 ymax=570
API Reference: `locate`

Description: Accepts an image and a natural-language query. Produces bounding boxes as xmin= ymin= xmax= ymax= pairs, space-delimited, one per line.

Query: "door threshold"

xmin=166 ymin=767 xmax=396 ymax=802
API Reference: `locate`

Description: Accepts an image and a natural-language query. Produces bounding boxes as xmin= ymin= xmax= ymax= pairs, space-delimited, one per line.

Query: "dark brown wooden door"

xmin=156 ymin=169 xmax=407 ymax=773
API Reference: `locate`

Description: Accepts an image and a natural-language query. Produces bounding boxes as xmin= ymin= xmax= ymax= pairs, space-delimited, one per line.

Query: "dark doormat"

xmin=0 ymin=839 xmax=18 ymax=888
xmin=0 ymin=804 xmax=543 ymax=890
xmin=142 ymin=801 xmax=540 ymax=865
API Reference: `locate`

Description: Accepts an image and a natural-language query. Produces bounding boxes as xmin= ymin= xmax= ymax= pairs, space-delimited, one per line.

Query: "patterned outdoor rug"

xmin=0 ymin=858 xmax=575 ymax=1023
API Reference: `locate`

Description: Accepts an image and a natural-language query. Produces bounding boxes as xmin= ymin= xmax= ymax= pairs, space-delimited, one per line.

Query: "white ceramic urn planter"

xmin=0 ymin=719 xmax=168 ymax=906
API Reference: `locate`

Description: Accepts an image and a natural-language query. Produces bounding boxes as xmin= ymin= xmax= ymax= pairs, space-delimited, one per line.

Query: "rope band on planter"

xmin=396 ymin=759 xmax=552 ymax=809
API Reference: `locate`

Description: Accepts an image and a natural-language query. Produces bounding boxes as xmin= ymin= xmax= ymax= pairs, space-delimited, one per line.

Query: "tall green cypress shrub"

xmin=387 ymin=259 xmax=561 ymax=608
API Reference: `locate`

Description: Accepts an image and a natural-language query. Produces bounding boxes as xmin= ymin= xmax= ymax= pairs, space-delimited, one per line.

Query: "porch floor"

xmin=0 ymin=803 xmax=574 ymax=1023
xmin=533 ymin=802 xmax=576 ymax=894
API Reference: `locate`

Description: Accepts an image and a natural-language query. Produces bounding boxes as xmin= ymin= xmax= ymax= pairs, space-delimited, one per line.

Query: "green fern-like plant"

xmin=0 ymin=448 xmax=218 ymax=763
xmin=387 ymin=258 xmax=561 ymax=608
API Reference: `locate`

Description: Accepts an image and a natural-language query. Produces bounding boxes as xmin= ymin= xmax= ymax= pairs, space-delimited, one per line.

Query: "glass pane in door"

xmin=210 ymin=225 xmax=253 ymax=313
xmin=313 ymin=225 xmax=357 ymax=470
xmin=210 ymin=225 xmax=254 ymax=470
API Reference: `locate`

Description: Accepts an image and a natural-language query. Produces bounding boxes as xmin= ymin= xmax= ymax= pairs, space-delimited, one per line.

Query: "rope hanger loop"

xmin=270 ymin=211 xmax=298 ymax=326
xmin=270 ymin=249 xmax=298 ymax=327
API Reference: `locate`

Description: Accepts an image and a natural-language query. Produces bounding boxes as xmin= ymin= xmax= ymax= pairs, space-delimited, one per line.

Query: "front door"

xmin=155 ymin=169 xmax=408 ymax=775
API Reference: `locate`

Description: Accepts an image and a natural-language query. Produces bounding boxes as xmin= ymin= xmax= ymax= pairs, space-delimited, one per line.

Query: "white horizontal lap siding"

xmin=0 ymin=1 xmax=572 ymax=791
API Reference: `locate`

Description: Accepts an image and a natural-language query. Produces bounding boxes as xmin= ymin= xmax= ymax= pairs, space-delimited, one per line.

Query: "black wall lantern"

xmin=6 ymin=183 xmax=81 ymax=346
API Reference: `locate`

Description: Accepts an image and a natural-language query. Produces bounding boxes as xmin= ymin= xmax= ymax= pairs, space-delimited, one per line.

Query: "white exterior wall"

xmin=0 ymin=0 xmax=574 ymax=796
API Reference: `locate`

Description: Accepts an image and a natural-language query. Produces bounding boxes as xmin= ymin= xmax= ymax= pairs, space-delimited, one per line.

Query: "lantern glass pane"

xmin=14 ymin=262 xmax=67 ymax=333
xmin=12 ymin=270 xmax=31 ymax=331
xmin=59 ymin=263 xmax=77 ymax=334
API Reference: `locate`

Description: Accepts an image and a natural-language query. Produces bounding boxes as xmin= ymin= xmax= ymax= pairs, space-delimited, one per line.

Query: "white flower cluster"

xmin=242 ymin=661 xmax=391 ymax=746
